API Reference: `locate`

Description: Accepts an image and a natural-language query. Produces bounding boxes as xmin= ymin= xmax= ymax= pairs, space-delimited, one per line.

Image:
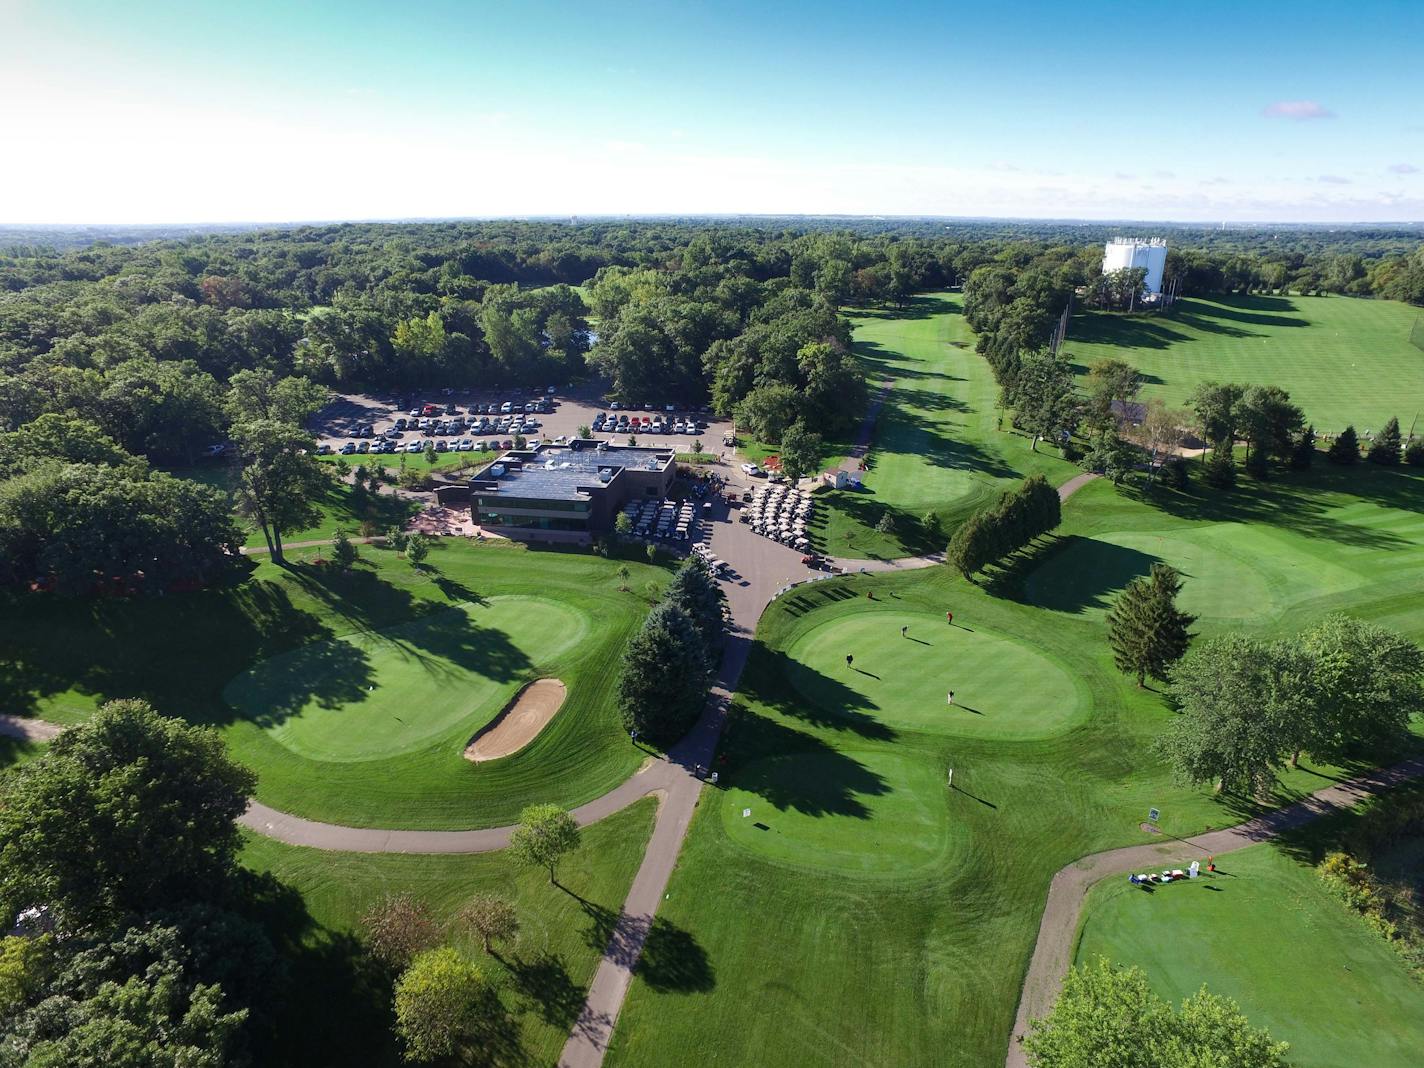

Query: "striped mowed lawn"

xmin=1064 ymin=294 xmax=1424 ymax=434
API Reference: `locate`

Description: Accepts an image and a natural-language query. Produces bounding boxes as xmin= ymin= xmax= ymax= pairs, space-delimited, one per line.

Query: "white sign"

xmin=1148 ymin=807 xmax=1160 ymax=823
xmin=742 ymin=808 xmax=751 ymax=818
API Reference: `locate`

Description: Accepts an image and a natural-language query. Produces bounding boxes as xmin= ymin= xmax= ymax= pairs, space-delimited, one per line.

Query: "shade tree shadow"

xmin=718 ymin=711 xmax=891 ymax=819
xmin=1005 ymin=534 xmax=1164 ymax=614
xmin=577 ymin=900 xmax=715 ymax=995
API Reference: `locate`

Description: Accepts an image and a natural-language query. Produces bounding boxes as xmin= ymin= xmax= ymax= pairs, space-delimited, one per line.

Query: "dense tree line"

xmin=0 ymin=414 xmax=239 ymax=594
xmin=0 ymin=701 xmax=277 ymax=1066
xmin=946 ymin=475 xmax=1061 ymax=579
xmin=617 ymin=555 xmax=728 ymax=745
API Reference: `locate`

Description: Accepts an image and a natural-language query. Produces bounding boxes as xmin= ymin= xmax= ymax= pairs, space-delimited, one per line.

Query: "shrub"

xmin=1203 ymin=452 xmax=1236 ymax=488
xmin=1406 ymin=440 xmax=1424 ymax=466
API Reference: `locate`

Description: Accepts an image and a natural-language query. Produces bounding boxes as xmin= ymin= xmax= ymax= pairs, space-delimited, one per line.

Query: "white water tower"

xmin=1102 ymin=237 xmax=1167 ymax=295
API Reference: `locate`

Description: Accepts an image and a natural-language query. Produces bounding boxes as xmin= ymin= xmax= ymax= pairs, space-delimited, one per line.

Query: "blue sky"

xmin=3 ymin=0 xmax=1422 ymax=223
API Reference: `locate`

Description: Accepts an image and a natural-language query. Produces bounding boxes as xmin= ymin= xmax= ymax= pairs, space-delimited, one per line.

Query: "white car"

xmin=740 ymin=462 xmax=759 ymax=475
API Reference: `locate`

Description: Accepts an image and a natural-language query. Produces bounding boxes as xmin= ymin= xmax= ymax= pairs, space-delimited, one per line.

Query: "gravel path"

xmin=1004 ymin=755 xmax=1424 ymax=1068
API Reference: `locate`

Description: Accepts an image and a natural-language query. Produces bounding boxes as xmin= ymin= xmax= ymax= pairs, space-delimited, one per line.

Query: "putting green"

xmin=783 ymin=611 xmax=1086 ymax=740
xmin=1024 ymin=524 xmax=1361 ymax=624
xmin=224 ymin=596 xmax=589 ymax=762
xmin=718 ymin=748 xmax=966 ymax=876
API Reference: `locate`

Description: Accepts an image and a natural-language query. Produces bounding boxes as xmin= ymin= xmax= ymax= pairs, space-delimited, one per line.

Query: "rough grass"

xmin=1064 ymin=294 xmax=1424 ymax=433
xmin=1075 ymin=842 xmax=1424 ymax=1068
xmin=239 ymin=799 xmax=658 ymax=1067
xmin=0 ymin=540 xmax=668 ymax=828
xmin=609 ymin=461 xmax=1424 ymax=1068
xmin=813 ymin=294 xmax=1075 ymax=560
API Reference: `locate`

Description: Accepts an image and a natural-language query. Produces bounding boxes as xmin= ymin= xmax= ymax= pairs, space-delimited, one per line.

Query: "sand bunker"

xmin=464 ymin=679 xmax=567 ymax=762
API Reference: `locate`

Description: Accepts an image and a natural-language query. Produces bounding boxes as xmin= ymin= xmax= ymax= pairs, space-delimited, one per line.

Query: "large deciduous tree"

xmin=393 ymin=947 xmax=498 ymax=1064
xmin=1025 ymin=958 xmax=1289 ymax=1068
xmin=0 ymin=700 xmax=256 ymax=932
xmin=231 ymin=418 xmax=328 ymax=563
xmin=776 ymin=421 xmax=822 ymax=484
xmin=1158 ymin=635 xmax=1312 ymax=797
xmin=362 ymin=894 xmax=442 ymax=971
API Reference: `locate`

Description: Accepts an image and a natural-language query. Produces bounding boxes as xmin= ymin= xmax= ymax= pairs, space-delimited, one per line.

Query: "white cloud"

xmin=1388 ymin=163 xmax=1419 ymax=174
xmin=1317 ymin=175 xmax=1351 ymax=184
xmin=1263 ymin=100 xmax=1335 ymax=120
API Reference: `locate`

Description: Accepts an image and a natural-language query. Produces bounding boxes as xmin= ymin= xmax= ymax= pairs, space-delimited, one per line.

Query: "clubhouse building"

xmin=468 ymin=439 xmax=676 ymax=542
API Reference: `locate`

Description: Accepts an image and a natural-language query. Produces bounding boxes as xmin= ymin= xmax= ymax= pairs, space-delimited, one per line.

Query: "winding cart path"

xmin=1005 ymin=756 xmax=1424 ymax=1068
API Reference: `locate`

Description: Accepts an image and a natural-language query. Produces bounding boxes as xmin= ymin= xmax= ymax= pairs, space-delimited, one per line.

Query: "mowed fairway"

xmin=609 ymin=461 xmax=1424 ymax=1068
xmin=1065 ymin=294 xmax=1424 ymax=432
xmin=0 ymin=540 xmax=667 ymax=829
xmin=1076 ymin=843 xmax=1424 ymax=1068
xmin=226 ymin=595 xmax=587 ymax=761
xmin=813 ymin=294 xmax=1074 ymax=559
xmin=1025 ymin=464 xmax=1424 ymax=639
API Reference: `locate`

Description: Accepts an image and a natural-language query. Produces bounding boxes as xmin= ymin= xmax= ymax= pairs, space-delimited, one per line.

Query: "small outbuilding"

xmin=821 ymin=468 xmax=851 ymax=490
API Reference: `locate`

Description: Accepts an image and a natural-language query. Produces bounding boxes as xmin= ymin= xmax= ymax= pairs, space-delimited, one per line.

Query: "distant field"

xmin=1076 ymin=843 xmax=1424 ymax=1068
xmin=1064 ymin=294 xmax=1424 ymax=433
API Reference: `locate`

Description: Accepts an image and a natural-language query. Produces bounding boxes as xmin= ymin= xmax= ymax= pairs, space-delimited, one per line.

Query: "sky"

xmin=3 ymin=0 xmax=1423 ymax=225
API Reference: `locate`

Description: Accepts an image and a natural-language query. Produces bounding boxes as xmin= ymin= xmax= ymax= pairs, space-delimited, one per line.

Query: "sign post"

xmin=1148 ymin=807 xmax=1160 ymax=824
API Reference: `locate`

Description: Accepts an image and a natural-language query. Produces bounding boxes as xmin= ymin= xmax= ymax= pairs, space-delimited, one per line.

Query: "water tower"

xmin=1102 ymin=237 xmax=1167 ymax=295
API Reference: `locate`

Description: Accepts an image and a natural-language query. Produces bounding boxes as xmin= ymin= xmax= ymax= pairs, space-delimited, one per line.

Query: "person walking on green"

xmin=901 ymin=625 xmax=908 ymax=638
xmin=846 ymin=654 xmax=854 ymax=669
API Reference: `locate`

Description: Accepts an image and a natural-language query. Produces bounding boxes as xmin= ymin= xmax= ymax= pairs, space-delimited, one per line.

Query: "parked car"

xmin=740 ymin=462 xmax=762 ymax=476
xmin=610 ymin=400 xmax=621 ymax=410
xmin=406 ymin=441 xmax=422 ymax=453
xmin=356 ymin=441 xmax=370 ymax=453
xmin=340 ymin=443 xmax=356 ymax=454
xmin=316 ymin=443 xmax=333 ymax=455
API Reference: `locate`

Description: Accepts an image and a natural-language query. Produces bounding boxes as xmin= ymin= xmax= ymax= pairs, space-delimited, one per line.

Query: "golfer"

xmin=947 ymin=690 xmax=955 ymax=707
xmin=901 ymin=625 xmax=908 ymax=638
xmin=846 ymin=654 xmax=854 ymax=669
xmin=945 ymin=610 xmax=954 ymax=625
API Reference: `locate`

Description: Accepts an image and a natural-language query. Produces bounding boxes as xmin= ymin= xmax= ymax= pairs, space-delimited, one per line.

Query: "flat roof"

xmin=473 ymin=442 xmax=672 ymax=502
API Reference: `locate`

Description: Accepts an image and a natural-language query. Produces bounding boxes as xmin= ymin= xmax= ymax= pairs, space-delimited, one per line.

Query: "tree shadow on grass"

xmin=578 ymin=899 xmax=715 ymax=995
xmin=756 ymin=647 xmax=897 ymax=743
xmin=1126 ymin=465 xmax=1419 ymax=552
xmin=503 ymin=951 xmax=584 ymax=1029
xmin=718 ymin=711 xmax=890 ymax=819
xmin=1005 ymin=534 xmax=1164 ymax=614
xmin=0 ymin=577 xmax=333 ymax=723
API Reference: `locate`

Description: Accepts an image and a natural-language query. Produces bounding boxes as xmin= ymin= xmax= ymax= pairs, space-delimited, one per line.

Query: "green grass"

xmin=609 ymin=461 xmax=1424 ymax=1068
xmin=0 ymin=540 xmax=668 ymax=828
xmin=170 ymin=462 xmax=420 ymax=548
xmin=1075 ymin=842 xmax=1424 ymax=1068
xmin=240 ymin=799 xmax=658 ymax=1067
xmin=1064 ymin=294 xmax=1424 ymax=433
xmin=814 ymin=294 xmax=1075 ymax=560
xmin=225 ymin=596 xmax=589 ymax=761
xmin=783 ymin=609 xmax=1088 ymax=740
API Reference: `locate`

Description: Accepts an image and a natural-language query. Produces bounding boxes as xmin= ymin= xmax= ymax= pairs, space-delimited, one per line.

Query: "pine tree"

xmin=1290 ymin=425 xmax=1316 ymax=469
xmin=616 ymin=602 xmax=710 ymax=745
xmin=1367 ymin=417 xmax=1402 ymax=465
xmin=1107 ymin=563 xmax=1196 ymax=687
xmin=1327 ymin=425 xmax=1359 ymax=464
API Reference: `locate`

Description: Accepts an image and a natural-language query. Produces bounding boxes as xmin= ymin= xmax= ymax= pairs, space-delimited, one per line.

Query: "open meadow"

xmin=1064 ymin=294 xmax=1424 ymax=433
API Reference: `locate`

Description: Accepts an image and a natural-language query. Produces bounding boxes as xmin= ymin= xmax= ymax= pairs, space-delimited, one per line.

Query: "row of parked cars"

xmin=395 ymin=413 xmax=540 ymax=437
xmin=322 ymin=437 xmax=518 ymax=457
xmin=593 ymin=411 xmax=707 ymax=436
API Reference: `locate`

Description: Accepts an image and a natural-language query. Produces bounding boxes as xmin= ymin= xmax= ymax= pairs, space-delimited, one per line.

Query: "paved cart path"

xmin=1005 ymin=755 xmax=1424 ymax=1068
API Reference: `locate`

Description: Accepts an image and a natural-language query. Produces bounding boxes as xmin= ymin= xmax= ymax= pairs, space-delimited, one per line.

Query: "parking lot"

xmin=310 ymin=386 xmax=734 ymax=461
